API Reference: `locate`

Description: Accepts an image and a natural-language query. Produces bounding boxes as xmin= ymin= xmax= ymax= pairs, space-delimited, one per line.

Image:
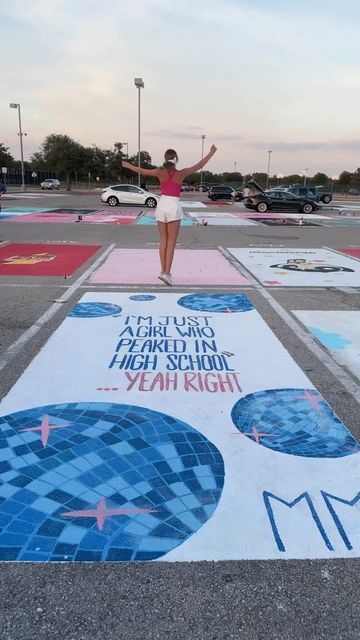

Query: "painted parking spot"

xmin=135 ymin=214 xmax=192 ymax=226
xmin=88 ymin=249 xmax=250 ymax=285
xmin=294 ymin=310 xmax=360 ymax=380
xmin=339 ymin=248 xmax=360 ymax=259
xmin=0 ymin=243 xmax=101 ymax=276
xmin=2 ymin=207 xmax=59 ymax=214
xmin=44 ymin=209 xmax=98 ymax=215
xmin=179 ymin=201 xmax=206 ymax=208
xmin=249 ymin=218 xmax=319 ymax=227
xmin=198 ymin=217 xmax=259 ymax=226
xmin=228 ymin=248 xmax=360 ymax=287
xmin=0 ymin=292 xmax=359 ymax=562
xmin=9 ymin=213 xmax=81 ymax=223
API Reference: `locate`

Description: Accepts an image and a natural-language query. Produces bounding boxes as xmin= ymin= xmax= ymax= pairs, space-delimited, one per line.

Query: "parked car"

xmin=208 ymin=185 xmax=241 ymax=201
xmin=245 ymin=182 xmax=320 ymax=213
xmin=284 ymin=185 xmax=332 ymax=204
xmin=101 ymin=184 xmax=159 ymax=207
xmin=348 ymin=188 xmax=360 ymax=196
xmin=40 ymin=178 xmax=60 ymax=190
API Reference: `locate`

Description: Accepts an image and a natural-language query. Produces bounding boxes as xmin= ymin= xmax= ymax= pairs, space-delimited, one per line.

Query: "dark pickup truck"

xmin=284 ymin=186 xmax=332 ymax=204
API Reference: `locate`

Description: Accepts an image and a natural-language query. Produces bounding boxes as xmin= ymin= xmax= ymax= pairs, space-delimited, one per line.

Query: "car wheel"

xmin=256 ymin=201 xmax=268 ymax=213
xmin=321 ymin=195 xmax=331 ymax=204
xmin=302 ymin=203 xmax=313 ymax=214
xmin=107 ymin=196 xmax=119 ymax=206
xmin=145 ymin=197 xmax=157 ymax=208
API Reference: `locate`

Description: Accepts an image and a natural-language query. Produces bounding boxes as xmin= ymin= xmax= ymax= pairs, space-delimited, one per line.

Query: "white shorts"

xmin=155 ymin=195 xmax=183 ymax=223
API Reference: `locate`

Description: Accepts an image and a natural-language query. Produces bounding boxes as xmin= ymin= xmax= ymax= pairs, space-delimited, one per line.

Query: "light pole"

xmin=234 ymin=161 xmax=237 ymax=173
xmin=301 ymin=168 xmax=308 ymax=186
xmin=265 ymin=150 xmax=272 ymax=189
xmin=134 ymin=78 xmax=144 ymax=186
xmin=9 ymin=102 xmax=26 ymax=191
xmin=200 ymin=135 xmax=206 ymax=189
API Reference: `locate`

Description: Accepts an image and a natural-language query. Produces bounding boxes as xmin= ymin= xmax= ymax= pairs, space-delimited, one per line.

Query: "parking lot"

xmin=1 ymin=189 xmax=360 ymax=639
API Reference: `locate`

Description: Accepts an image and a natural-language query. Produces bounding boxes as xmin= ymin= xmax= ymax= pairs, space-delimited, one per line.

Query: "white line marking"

xmin=218 ymin=245 xmax=360 ymax=405
xmin=0 ymin=244 xmax=115 ymax=374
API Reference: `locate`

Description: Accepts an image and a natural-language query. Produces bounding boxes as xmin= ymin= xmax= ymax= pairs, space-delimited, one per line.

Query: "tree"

xmin=349 ymin=168 xmax=360 ymax=190
xmin=0 ymin=143 xmax=15 ymax=167
xmin=30 ymin=134 xmax=84 ymax=190
xmin=338 ymin=171 xmax=352 ymax=189
xmin=311 ymin=172 xmax=329 ymax=186
xmin=251 ymin=172 xmax=268 ymax=189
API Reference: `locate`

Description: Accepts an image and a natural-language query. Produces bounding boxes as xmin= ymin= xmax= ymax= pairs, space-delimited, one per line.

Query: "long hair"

xmin=163 ymin=148 xmax=178 ymax=170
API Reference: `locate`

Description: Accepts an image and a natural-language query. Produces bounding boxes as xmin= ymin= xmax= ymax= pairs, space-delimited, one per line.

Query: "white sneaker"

xmin=159 ymin=272 xmax=173 ymax=286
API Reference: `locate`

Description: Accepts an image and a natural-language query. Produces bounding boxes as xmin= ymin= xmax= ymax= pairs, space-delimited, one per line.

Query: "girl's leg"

xmin=157 ymin=221 xmax=168 ymax=272
xmin=165 ymin=220 xmax=181 ymax=274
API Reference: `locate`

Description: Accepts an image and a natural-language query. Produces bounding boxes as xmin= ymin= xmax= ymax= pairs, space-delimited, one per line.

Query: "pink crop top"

xmin=161 ymin=171 xmax=181 ymax=197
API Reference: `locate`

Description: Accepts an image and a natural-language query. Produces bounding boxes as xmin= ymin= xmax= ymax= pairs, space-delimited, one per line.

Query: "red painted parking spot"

xmin=0 ymin=243 xmax=101 ymax=276
xmin=339 ymin=248 xmax=360 ymax=259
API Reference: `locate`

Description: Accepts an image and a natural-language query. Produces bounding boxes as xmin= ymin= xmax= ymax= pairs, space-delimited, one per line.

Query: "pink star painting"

xmin=294 ymin=390 xmax=323 ymax=412
xmin=60 ymin=497 xmax=157 ymax=531
xmin=233 ymin=424 xmax=274 ymax=444
xmin=20 ymin=414 xmax=70 ymax=447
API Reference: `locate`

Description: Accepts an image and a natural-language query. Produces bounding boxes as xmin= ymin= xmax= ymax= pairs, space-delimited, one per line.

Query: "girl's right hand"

xmin=210 ymin=144 xmax=217 ymax=154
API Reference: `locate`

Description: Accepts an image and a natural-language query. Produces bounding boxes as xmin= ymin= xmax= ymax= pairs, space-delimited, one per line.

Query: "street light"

xmin=134 ymin=78 xmax=144 ymax=186
xmin=265 ymin=150 xmax=272 ymax=189
xmin=234 ymin=161 xmax=237 ymax=173
xmin=300 ymin=168 xmax=308 ymax=186
xmin=200 ymin=135 xmax=206 ymax=189
xmin=9 ymin=102 xmax=26 ymax=191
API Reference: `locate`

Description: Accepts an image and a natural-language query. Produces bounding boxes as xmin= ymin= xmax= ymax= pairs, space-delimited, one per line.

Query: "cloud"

xmin=245 ymin=139 xmax=360 ymax=153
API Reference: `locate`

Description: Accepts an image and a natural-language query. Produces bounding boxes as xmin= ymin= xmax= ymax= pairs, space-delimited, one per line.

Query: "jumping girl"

xmin=122 ymin=144 xmax=217 ymax=286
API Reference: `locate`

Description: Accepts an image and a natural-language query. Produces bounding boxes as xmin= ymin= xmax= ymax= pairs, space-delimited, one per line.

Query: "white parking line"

xmin=0 ymin=244 xmax=115 ymax=374
xmin=218 ymin=245 xmax=360 ymax=405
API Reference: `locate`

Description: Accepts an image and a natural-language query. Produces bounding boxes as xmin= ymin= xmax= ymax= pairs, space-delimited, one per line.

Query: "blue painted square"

xmin=0 ymin=484 xmax=19 ymax=499
xmin=32 ymin=497 xmax=60 ymax=514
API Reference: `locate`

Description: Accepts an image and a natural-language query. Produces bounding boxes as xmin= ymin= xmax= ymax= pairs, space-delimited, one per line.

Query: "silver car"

xmin=101 ymin=184 xmax=158 ymax=208
xmin=41 ymin=178 xmax=60 ymax=190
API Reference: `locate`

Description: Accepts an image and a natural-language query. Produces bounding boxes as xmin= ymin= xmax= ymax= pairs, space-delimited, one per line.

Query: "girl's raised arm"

xmin=122 ymin=160 xmax=162 ymax=177
xmin=179 ymin=145 xmax=217 ymax=178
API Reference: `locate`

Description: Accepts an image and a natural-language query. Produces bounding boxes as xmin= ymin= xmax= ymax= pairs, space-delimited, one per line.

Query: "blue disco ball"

xmin=69 ymin=302 xmax=122 ymax=318
xmin=231 ymin=388 xmax=359 ymax=458
xmin=177 ymin=294 xmax=254 ymax=313
xmin=0 ymin=403 xmax=224 ymax=562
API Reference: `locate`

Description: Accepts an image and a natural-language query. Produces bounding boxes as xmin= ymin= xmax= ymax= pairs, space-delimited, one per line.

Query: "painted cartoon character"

xmin=1 ymin=252 xmax=56 ymax=265
xmin=270 ymin=258 xmax=354 ymax=273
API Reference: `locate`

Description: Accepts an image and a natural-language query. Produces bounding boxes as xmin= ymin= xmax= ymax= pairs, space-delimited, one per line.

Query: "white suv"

xmin=101 ymin=184 xmax=158 ymax=207
xmin=41 ymin=178 xmax=60 ymax=190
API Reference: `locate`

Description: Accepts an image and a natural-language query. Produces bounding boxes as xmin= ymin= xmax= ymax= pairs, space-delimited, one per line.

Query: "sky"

xmin=2 ymin=0 xmax=360 ymax=176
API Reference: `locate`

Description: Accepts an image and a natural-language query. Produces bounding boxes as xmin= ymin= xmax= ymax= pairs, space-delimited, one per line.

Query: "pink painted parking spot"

xmin=89 ymin=249 xmax=250 ymax=285
xmin=83 ymin=214 xmax=135 ymax=224
xmin=94 ymin=209 xmax=141 ymax=216
xmin=10 ymin=213 xmax=79 ymax=223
